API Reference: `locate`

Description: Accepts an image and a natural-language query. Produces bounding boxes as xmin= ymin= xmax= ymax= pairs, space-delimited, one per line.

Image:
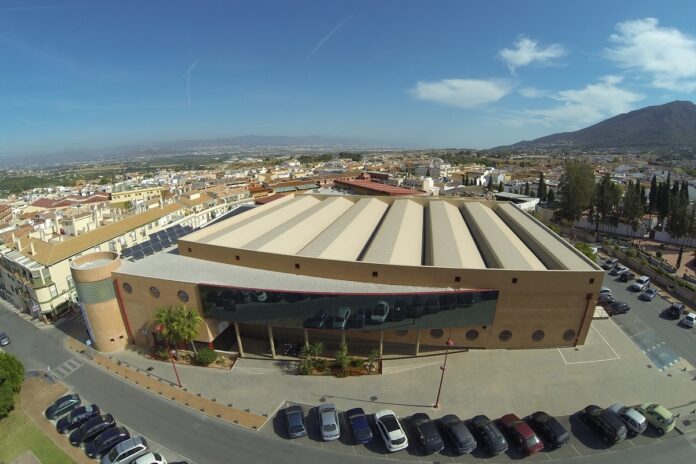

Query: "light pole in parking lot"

xmin=155 ymin=323 xmax=182 ymax=388
xmin=434 ymin=334 xmax=455 ymax=408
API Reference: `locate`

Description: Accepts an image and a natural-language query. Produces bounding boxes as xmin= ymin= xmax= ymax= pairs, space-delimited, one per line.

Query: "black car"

xmin=668 ymin=303 xmax=686 ymax=319
xmin=618 ymin=271 xmax=636 ymax=282
xmin=69 ymin=414 xmax=116 ymax=446
xmin=606 ymin=301 xmax=630 ymax=316
xmin=581 ymin=405 xmax=627 ymax=444
xmin=439 ymin=414 xmax=477 ymax=455
xmin=45 ymin=393 xmax=81 ymax=420
xmin=285 ymin=405 xmax=307 ymax=438
xmin=346 ymin=408 xmax=373 ymax=444
xmin=526 ymin=411 xmax=570 ymax=449
xmin=410 ymin=413 xmax=444 ymax=454
xmin=56 ymin=404 xmax=100 ymax=434
xmin=468 ymin=415 xmax=508 ymax=456
xmin=85 ymin=426 xmax=130 ymax=458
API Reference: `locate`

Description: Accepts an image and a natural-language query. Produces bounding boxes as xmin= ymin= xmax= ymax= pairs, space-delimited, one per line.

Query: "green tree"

xmin=547 ymin=188 xmax=555 ymax=203
xmin=523 ymin=181 xmax=530 ymax=196
xmin=667 ymin=189 xmax=693 ymax=268
xmin=537 ymin=172 xmax=547 ymax=202
xmin=487 ymin=174 xmax=494 ymax=191
xmin=622 ymin=179 xmax=643 ymax=238
xmin=154 ymin=304 xmax=203 ymax=352
xmin=648 ymin=175 xmax=658 ymax=214
xmin=0 ymin=352 xmax=24 ymax=419
xmin=574 ymin=242 xmax=597 ymax=262
xmin=557 ymin=161 xmax=595 ymax=222
xmin=497 ymin=181 xmax=504 ymax=192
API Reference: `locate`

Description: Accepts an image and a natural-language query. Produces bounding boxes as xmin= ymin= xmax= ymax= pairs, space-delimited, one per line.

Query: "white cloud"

xmin=605 ymin=18 xmax=696 ymax=92
xmin=522 ymin=76 xmax=644 ymax=127
xmin=518 ymin=86 xmax=547 ymax=98
xmin=499 ymin=36 xmax=565 ymax=73
xmin=412 ymin=78 xmax=511 ymax=108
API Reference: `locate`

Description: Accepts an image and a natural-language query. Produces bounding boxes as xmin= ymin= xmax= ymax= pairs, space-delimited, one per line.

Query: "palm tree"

xmin=154 ymin=304 xmax=203 ymax=352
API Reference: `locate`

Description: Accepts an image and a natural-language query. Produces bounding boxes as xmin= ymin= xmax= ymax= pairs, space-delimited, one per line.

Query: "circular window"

xmin=122 ymin=282 xmax=133 ymax=294
xmin=563 ymin=329 xmax=577 ymax=342
xmin=177 ymin=290 xmax=189 ymax=303
xmin=149 ymin=286 xmax=160 ymax=299
xmin=532 ymin=330 xmax=545 ymax=342
xmin=465 ymin=329 xmax=479 ymax=341
xmin=394 ymin=330 xmax=409 ymax=337
xmin=498 ymin=330 xmax=512 ymax=342
xmin=430 ymin=329 xmax=444 ymax=339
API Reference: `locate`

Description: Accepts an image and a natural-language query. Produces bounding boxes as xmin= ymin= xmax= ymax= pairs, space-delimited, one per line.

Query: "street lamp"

xmin=434 ymin=334 xmax=455 ymax=408
xmin=154 ymin=323 xmax=182 ymax=388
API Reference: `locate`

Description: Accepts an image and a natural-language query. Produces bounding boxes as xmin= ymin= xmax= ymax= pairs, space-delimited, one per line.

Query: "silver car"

xmin=0 ymin=332 xmax=9 ymax=346
xmin=608 ymin=404 xmax=647 ymax=436
xmin=317 ymin=403 xmax=340 ymax=441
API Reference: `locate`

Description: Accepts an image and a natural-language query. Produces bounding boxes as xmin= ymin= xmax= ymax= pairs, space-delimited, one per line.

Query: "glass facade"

xmin=200 ymin=285 xmax=498 ymax=331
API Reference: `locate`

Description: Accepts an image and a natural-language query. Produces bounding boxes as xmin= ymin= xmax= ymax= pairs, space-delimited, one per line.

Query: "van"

xmin=630 ymin=276 xmax=651 ymax=292
xmin=101 ymin=436 xmax=148 ymax=464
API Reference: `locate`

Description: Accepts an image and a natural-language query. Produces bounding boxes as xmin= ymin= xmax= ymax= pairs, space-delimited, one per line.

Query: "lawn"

xmin=0 ymin=396 xmax=74 ymax=464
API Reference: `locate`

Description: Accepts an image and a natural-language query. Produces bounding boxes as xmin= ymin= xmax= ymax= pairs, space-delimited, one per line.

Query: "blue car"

xmin=346 ymin=407 xmax=373 ymax=444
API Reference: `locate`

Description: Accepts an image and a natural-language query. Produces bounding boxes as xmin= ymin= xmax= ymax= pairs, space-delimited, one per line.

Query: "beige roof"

xmin=427 ymin=200 xmax=485 ymax=268
xmin=298 ymin=197 xmax=389 ymax=261
xmin=461 ymin=202 xmax=546 ymax=270
xmin=8 ymin=202 xmax=183 ymax=266
xmin=362 ymin=199 xmax=423 ymax=266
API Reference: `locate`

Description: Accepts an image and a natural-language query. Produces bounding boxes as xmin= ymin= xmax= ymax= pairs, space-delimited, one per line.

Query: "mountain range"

xmin=495 ymin=100 xmax=696 ymax=151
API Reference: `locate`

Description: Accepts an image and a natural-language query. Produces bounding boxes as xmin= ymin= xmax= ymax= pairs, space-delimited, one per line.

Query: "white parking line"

xmin=557 ymin=325 xmax=621 ymax=365
xmin=569 ymin=443 xmax=582 ymax=456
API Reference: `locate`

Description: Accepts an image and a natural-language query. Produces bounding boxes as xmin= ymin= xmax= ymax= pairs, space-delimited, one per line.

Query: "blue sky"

xmin=2 ymin=0 xmax=696 ymax=156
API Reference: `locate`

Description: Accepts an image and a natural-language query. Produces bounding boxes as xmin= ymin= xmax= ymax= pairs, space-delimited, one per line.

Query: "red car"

xmin=498 ymin=413 xmax=544 ymax=455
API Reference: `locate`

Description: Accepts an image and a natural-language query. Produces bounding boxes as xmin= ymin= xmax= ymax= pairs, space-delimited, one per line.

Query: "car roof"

xmin=318 ymin=403 xmax=336 ymax=412
xmin=346 ymin=407 xmax=365 ymax=417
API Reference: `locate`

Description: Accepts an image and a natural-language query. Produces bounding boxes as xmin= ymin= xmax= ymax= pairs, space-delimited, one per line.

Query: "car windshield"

xmin=526 ymin=436 xmax=541 ymax=447
xmin=391 ymin=437 xmax=406 ymax=445
xmin=107 ymin=447 xmax=119 ymax=460
xmin=289 ymin=425 xmax=304 ymax=433
xmin=322 ymin=423 xmax=337 ymax=432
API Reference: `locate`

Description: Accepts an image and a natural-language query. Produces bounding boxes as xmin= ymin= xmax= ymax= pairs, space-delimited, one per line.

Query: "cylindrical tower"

xmin=70 ymin=252 xmax=128 ymax=352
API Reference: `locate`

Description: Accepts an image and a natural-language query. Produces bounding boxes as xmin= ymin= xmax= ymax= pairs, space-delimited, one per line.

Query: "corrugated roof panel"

xmin=207 ymin=195 xmax=321 ymax=248
xmin=245 ymin=196 xmax=355 ymax=254
xmin=428 ymin=201 xmax=486 ymax=268
xmin=496 ymin=203 xmax=594 ymax=270
xmin=461 ymin=202 xmax=546 ymax=270
xmin=362 ymin=199 xmax=423 ymax=266
xmin=298 ymin=197 xmax=389 ymax=261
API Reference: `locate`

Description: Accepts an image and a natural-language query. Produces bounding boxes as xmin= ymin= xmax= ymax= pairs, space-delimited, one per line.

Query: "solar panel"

xmin=133 ymin=252 xmax=145 ymax=260
xmin=152 ymin=243 xmax=163 ymax=252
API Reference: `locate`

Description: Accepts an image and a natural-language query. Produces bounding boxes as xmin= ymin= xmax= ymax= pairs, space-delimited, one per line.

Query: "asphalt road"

xmin=3 ymin=300 xmax=696 ymax=464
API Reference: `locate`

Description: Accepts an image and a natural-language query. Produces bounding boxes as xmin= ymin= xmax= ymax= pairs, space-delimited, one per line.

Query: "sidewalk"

xmin=0 ymin=299 xmax=52 ymax=330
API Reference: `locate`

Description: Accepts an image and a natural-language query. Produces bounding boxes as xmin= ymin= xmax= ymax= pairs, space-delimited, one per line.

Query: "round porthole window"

xmin=149 ymin=286 xmax=160 ymax=298
xmin=563 ymin=329 xmax=577 ymax=342
xmin=429 ymin=329 xmax=444 ymax=339
xmin=532 ymin=330 xmax=545 ymax=342
xmin=498 ymin=330 xmax=512 ymax=342
xmin=465 ymin=329 xmax=479 ymax=341
xmin=122 ymin=282 xmax=133 ymax=294
xmin=177 ymin=290 xmax=189 ymax=303
xmin=394 ymin=330 xmax=409 ymax=337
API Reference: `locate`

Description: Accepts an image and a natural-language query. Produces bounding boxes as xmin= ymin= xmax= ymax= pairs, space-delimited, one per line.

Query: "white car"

xmin=101 ymin=436 xmax=148 ymax=464
xmin=374 ymin=409 xmax=408 ymax=452
xmin=129 ymin=453 xmax=167 ymax=464
xmin=681 ymin=313 xmax=696 ymax=328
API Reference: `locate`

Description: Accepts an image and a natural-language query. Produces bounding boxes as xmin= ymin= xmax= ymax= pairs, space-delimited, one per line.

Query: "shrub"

xmin=314 ymin=358 xmax=328 ymax=371
xmin=155 ymin=347 xmax=170 ymax=361
xmin=335 ymin=343 xmax=349 ymax=371
xmin=656 ymin=251 xmax=663 ymax=259
xmin=195 ymin=347 xmax=217 ymax=366
xmin=640 ymin=258 xmax=648 ymax=265
xmin=626 ymin=249 xmax=637 ymax=258
xmin=0 ymin=352 xmax=24 ymax=393
xmin=656 ymin=267 xmax=665 ymax=275
xmin=0 ymin=383 xmax=15 ymax=419
xmin=349 ymin=357 xmax=363 ymax=368
xmin=659 ymin=243 xmax=666 ymax=250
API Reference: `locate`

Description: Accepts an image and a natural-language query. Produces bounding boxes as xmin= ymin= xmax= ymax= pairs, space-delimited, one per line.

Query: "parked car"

xmin=610 ymin=265 xmax=627 ymax=276
xmin=526 ymin=411 xmax=569 ymax=450
xmin=638 ymin=403 xmax=675 ymax=435
xmin=69 ymin=414 xmax=116 ymax=446
xmin=45 ymin=393 xmax=81 ymax=420
xmin=130 ymin=452 xmax=167 ymax=464
xmin=370 ymin=301 xmax=390 ymax=324
xmin=317 ymin=403 xmax=340 ymax=441
xmin=304 ymin=311 xmax=329 ymax=329
xmin=346 ymin=408 xmax=373 ymax=444
xmin=681 ymin=312 xmax=696 ymax=328
xmin=607 ymin=404 xmax=647 ymax=436
xmin=619 ymin=271 xmax=636 ymax=282
xmin=598 ymin=293 xmax=615 ymax=306
xmin=602 ymin=258 xmax=618 ymax=270
xmin=668 ymin=303 xmax=686 ymax=319
xmin=410 ymin=413 xmax=444 ymax=454
xmin=85 ymin=426 xmax=130 ymax=459
xmin=56 ymin=404 xmax=100 ymax=434
xmin=468 ymin=415 xmax=508 ymax=456
xmin=640 ymin=288 xmax=658 ymax=301
xmin=330 ymin=307 xmax=351 ymax=330
xmin=374 ymin=409 xmax=408 ymax=452
xmin=101 ymin=436 xmax=148 ymax=464
xmin=630 ymin=276 xmax=651 ymax=292
xmin=599 ymin=287 xmax=613 ymax=296
xmin=606 ymin=301 xmax=630 ymax=316
xmin=498 ymin=413 xmax=543 ymax=455
xmin=580 ymin=405 xmax=627 ymax=444
xmin=439 ymin=414 xmax=477 ymax=455
xmin=285 ymin=405 xmax=307 ymax=438
xmin=0 ymin=332 xmax=10 ymax=346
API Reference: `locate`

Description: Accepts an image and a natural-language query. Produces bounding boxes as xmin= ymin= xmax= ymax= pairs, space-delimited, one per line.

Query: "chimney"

xmin=16 ymin=237 xmax=22 ymax=250
xmin=30 ymin=242 xmax=35 ymax=255
xmin=10 ymin=232 xmax=16 ymax=243
xmin=72 ymin=217 xmax=78 ymax=237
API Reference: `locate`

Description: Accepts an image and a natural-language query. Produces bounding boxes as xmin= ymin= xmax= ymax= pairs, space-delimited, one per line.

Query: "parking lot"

xmin=262 ymin=401 xmax=677 ymax=462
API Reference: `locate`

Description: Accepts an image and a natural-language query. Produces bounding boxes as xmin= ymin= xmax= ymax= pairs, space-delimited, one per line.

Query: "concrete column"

xmin=414 ymin=329 xmax=421 ymax=356
xmin=233 ymin=321 xmax=244 ymax=358
xmin=303 ymin=329 xmax=309 ymax=348
xmin=379 ymin=331 xmax=384 ymax=359
xmin=268 ymin=325 xmax=276 ymax=359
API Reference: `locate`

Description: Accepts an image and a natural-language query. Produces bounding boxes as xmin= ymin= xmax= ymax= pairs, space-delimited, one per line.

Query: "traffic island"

xmin=65 ymin=339 xmax=266 ymax=430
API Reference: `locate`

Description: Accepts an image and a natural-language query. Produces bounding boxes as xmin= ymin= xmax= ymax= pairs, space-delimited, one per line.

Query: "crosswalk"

xmin=50 ymin=358 xmax=83 ymax=379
